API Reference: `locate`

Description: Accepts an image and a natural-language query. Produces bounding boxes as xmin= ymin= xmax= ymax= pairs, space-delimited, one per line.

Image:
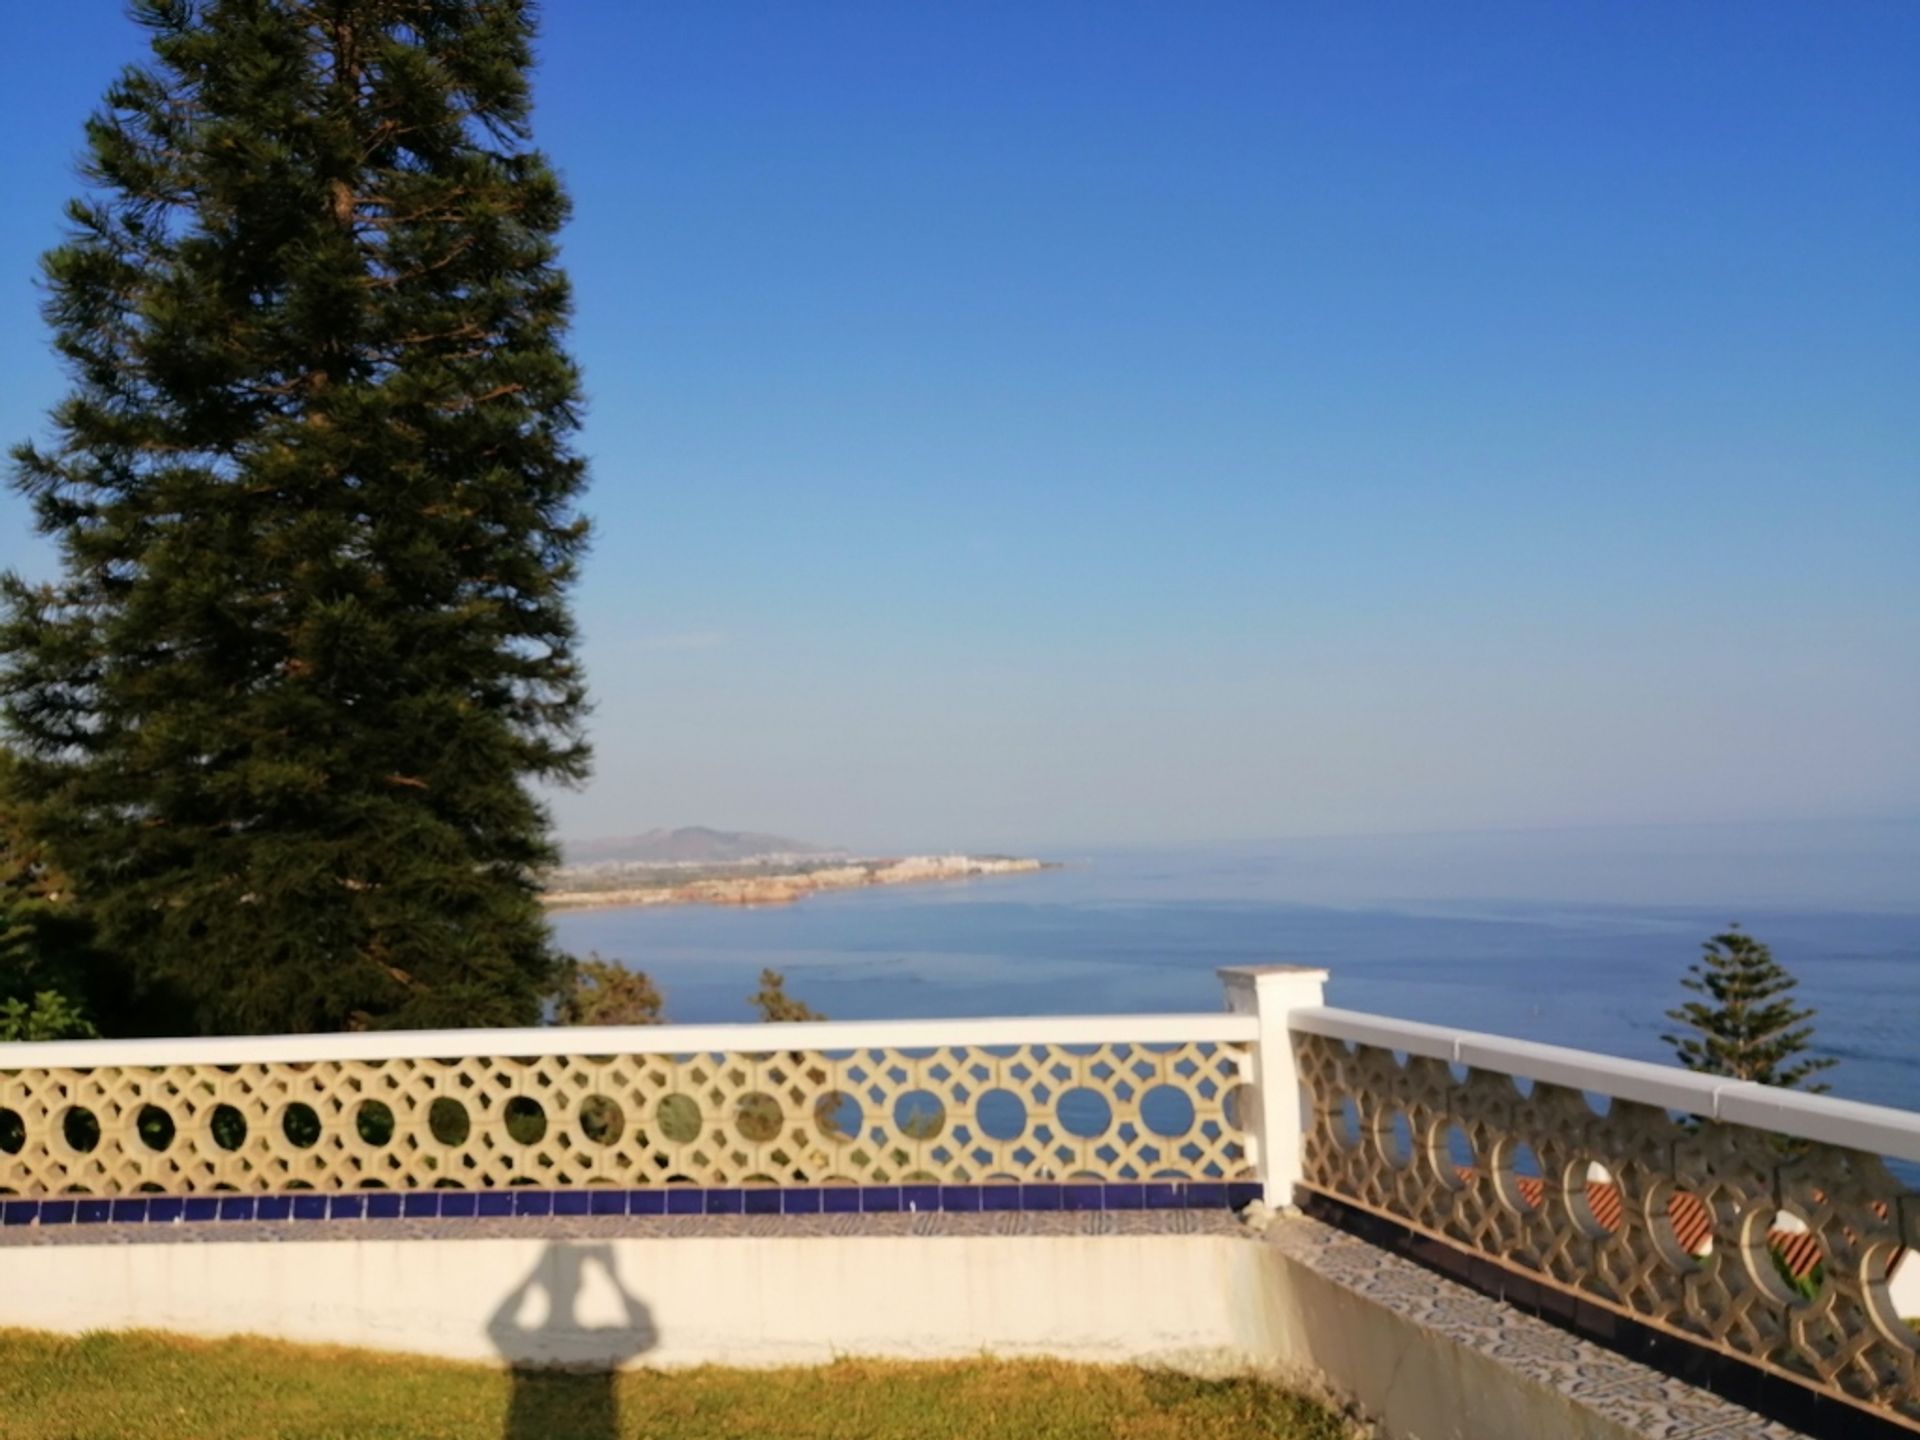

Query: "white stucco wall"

xmin=0 ymin=1233 xmax=1272 ymax=1373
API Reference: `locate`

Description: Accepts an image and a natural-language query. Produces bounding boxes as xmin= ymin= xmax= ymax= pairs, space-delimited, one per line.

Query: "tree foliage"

xmin=1663 ymin=927 xmax=1835 ymax=1091
xmin=0 ymin=754 xmax=103 ymax=1039
xmin=750 ymin=968 xmax=824 ymax=1023
xmin=0 ymin=1 xmax=590 ymax=1034
xmin=549 ymin=954 xmax=663 ymax=1027
xmin=0 ymin=993 xmax=100 ymax=1044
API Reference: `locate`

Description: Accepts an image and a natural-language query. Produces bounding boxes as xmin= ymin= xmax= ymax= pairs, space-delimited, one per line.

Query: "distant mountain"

xmin=561 ymin=827 xmax=837 ymax=866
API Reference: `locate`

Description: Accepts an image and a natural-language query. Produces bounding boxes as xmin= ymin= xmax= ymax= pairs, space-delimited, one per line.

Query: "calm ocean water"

xmin=550 ymin=842 xmax=1920 ymax=1116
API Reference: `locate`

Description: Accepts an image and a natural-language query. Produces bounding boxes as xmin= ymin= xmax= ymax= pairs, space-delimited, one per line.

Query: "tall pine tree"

xmin=1663 ymin=927 xmax=1835 ymax=1091
xmin=1 ymin=0 xmax=589 ymax=1034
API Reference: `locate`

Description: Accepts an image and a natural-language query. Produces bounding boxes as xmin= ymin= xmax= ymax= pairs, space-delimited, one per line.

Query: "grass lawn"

xmin=0 ymin=1330 xmax=1352 ymax=1440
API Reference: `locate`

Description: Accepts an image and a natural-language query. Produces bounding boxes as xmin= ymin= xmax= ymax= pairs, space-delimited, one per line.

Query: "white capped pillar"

xmin=1218 ymin=964 xmax=1329 ymax=1207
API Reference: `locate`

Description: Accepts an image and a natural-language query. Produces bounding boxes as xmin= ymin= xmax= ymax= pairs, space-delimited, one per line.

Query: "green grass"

xmin=0 ymin=1330 xmax=1352 ymax=1440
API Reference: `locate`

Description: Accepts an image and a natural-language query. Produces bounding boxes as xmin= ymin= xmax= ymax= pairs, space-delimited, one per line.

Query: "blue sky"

xmin=1 ymin=2 xmax=1916 ymax=852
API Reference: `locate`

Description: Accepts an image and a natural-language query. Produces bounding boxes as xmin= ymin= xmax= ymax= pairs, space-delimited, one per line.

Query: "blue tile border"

xmin=0 ymin=1179 xmax=1262 ymax=1228
xmin=782 ymin=1187 xmax=821 ymax=1215
xmin=901 ymin=1184 xmax=939 ymax=1213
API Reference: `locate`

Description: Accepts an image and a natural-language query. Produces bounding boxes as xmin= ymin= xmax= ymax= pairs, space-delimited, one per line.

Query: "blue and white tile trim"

xmin=0 ymin=1180 xmax=1262 ymax=1229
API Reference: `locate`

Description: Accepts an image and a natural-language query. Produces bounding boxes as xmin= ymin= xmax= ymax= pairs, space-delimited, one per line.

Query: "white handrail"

xmin=0 ymin=1011 xmax=1259 ymax=1070
xmin=1290 ymin=1005 xmax=1920 ymax=1165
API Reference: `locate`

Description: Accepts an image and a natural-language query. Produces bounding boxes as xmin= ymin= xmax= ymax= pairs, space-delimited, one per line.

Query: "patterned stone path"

xmin=1266 ymin=1216 xmax=1813 ymax=1440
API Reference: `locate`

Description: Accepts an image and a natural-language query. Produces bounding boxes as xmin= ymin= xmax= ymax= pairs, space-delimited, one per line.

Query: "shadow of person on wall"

xmin=487 ymin=1242 xmax=658 ymax=1440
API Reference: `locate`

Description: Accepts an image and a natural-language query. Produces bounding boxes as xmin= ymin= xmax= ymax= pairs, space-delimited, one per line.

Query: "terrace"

xmin=1 ymin=965 xmax=1915 ymax=1439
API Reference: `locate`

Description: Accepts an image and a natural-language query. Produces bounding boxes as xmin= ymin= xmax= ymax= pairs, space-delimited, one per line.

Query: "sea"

xmin=549 ymin=831 xmax=1920 ymax=1118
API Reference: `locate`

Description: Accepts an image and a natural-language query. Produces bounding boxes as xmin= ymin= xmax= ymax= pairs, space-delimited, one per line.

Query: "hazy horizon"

xmin=557 ymin=816 xmax=1920 ymax=912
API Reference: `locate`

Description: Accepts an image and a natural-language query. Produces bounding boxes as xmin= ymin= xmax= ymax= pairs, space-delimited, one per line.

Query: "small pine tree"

xmin=749 ymin=968 xmax=824 ymax=1023
xmin=1 ymin=1 xmax=590 ymax=1034
xmin=1663 ymin=927 xmax=1836 ymax=1091
xmin=550 ymin=954 xmax=664 ymax=1027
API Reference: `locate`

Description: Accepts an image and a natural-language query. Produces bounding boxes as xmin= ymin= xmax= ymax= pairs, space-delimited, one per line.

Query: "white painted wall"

xmin=0 ymin=1233 xmax=1271 ymax=1373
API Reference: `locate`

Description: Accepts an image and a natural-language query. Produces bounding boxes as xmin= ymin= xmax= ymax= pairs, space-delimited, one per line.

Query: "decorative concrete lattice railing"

xmin=0 ymin=1012 xmax=1256 ymax=1209
xmin=1291 ymin=1005 xmax=1920 ymax=1432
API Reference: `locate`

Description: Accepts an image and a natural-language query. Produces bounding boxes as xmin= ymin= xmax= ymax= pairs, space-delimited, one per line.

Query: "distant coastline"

xmin=541 ymin=854 xmax=1052 ymax=911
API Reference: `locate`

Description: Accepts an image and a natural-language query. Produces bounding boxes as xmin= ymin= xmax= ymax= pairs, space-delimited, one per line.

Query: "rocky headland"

xmin=541 ymin=852 xmax=1050 ymax=911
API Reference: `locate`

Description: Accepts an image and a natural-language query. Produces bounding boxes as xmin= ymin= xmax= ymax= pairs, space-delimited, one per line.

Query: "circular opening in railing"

xmin=1863 ymin=1242 xmax=1920 ymax=1351
xmin=136 ymin=1104 xmax=176 ymax=1152
xmin=1745 ymin=1207 xmax=1829 ymax=1308
xmin=975 ymin=1087 xmax=1026 ymax=1141
xmin=0 ymin=1107 xmax=25 ymax=1155
xmin=579 ymin=1095 xmax=625 ymax=1146
xmin=1429 ymin=1121 xmax=1474 ymax=1188
xmin=1057 ymin=1086 xmax=1112 ymax=1139
xmin=427 ymin=1097 xmax=470 ymax=1147
xmin=1377 ymin=1109 xmax=1414 ymax=1170
xmin=355 ymin=1100 xmax=395 ymax=1148
xmin=657 ymin=1093 xmax=702 ymax=1145
xmin=503 ymin=1096 xmax=547 ymax=1146
xmin=1647 ymin=1184 xmax=1712 ymax=1271
xmin=891 ymin=1089 xmax=947 ymax=1141
xmin=1140 ymin=1083 xmax=1196 ymax=1137
xmin=1566 ymin=1160 xmax=1623 ymax=1237
xmin=59 ymin=1106 xmax=100 ymax=1155
xmin=208 ymin=1104 xmax=248 ymax=1152
xmin=1494 ymin=1140 xmax=1543 ymax=1213
xmin=1221 ymin=1082 xmax=1253 ymax=1135
xmin=734 ymin=1092 xmax=783 ymax=1144
xmin=1337 ymin=1095 xmax=1362 ymax=1149
xmin=280 ymin=1102 xmax=322 ymax=1150
xmin=812 ymin=1091 xmax=861 ymax=1143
